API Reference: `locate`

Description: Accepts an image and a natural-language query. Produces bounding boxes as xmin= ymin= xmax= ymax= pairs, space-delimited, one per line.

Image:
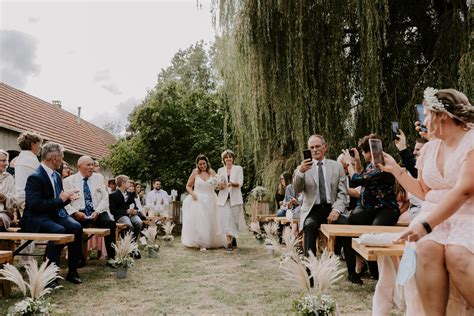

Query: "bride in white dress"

xmin=181 ymin=154 xmax=227 ymax=250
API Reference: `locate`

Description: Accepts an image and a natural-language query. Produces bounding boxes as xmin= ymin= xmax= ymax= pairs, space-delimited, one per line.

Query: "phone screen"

xmin=391 ymin=121 xmax=400 ymax=140
xmin=303 ymin=149 xmax=312 ymax=160
xmin=415 ymin=104 xmax=428 ymax=132
xmin=369 ymin=139 xmax=384 ymax=166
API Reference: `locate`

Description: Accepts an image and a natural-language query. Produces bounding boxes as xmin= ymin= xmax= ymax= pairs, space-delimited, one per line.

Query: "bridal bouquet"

xmin=208 ymin=175 xmax=225 ymax=189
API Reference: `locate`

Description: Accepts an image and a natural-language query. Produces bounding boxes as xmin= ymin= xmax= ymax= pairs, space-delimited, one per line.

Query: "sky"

xmin=0 ymin=0 xmax=216 ymax=130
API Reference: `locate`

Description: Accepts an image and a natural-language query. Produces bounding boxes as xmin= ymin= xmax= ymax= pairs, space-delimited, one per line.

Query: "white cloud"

xmin=0 ymin=30 xmax=40 ymax=89
xmin=101 ymin=82 xmax=122 ymax=95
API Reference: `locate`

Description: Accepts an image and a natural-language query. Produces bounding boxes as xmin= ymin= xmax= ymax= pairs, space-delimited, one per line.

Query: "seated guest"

xmin=15 ymin=131 xmax=42 ymax=216
xmin=20 ymin=142 xmax=83 ymax=286
xmin=0 ymin=150 xmax=16 ymax=231
xmin=394 ymin=130 xmax=428 ymax=220
xmin=294 ymin=135 xmax=358 ymax=283
xmin=107 ymin=178 xmax=117 ymax=193
xmin=131 ymin=182 xmax=146 ymax=219
xmin=343 ymin=134 xmax=400 ymax=280
xmin=275 ymin=172 xmax=292 ymax=215
xmin=63 ymin=156 xmax=116 ymax=261
xmin=145 ymin=179 xmax=169 ymax=217
xmin=109 ymin=175 xmax=142 ymax=258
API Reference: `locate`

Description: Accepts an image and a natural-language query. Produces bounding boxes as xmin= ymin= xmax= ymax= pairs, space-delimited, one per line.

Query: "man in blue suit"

xmin=20 ymin=142 xmax=83 ymax=286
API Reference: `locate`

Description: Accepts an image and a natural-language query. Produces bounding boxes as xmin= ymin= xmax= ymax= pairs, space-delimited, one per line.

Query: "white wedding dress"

xmin=181 ymin=175 xmax=227 ymax=249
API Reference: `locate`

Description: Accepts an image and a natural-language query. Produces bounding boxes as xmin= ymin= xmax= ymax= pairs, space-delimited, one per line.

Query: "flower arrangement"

xmin=142 ymin=223 xmax=160 ymax=252
xmin=249 ymin=186 xmax=268 ymax=201
xmin=208 ymin=175 xmax=225 ymax=189
xmin=281 ymin=226 xmax=302 ymax=259
xmin=0 ymin=259 xmax=61 ymax=316
xmin=107 ymin=232 xmax=138 ymax=269
xmin=161 ymin=220 xmax=175 ymax=243
xmin=280 ymin=251 xmax=345 ymax=316
xmin=292 ymin=294 xmax=336 ymax=316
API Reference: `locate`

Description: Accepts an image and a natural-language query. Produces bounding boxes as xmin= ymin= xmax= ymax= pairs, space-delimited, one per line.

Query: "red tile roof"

xmin=0 ymin=82 xmax=116 ymax=159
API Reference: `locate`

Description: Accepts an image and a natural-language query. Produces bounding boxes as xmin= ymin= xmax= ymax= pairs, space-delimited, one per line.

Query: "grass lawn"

xmin=0 ymin=230 xmax=402 ymax=315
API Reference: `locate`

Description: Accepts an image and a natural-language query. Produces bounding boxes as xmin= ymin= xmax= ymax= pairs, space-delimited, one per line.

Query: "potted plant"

xmin=0 ymin=259 xmax=61 ymax=315
xmin=280 ymin=251 xmax=345 ymax=316
xmin=142 ymin=223 xmax=160 ymax=258
xmin=161 ymin=220 xmax=175 ymax=246
xmin=263 ymin=221 xmax=281 ymax=256
xmin=107 ymin=232 xmax=137 ymax=279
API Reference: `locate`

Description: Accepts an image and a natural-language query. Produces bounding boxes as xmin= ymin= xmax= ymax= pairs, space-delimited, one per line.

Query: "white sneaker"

xmin=200 ymin=247 xmax=207 ymax=252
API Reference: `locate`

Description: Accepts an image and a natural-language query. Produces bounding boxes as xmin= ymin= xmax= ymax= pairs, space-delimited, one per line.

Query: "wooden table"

xmin=0 ymin=250 xmax=13 ymax=296
xmin=352 ymin=238 xmax=404 ymax=261
xmin=319 ymin=224 xmax=405 ymax=254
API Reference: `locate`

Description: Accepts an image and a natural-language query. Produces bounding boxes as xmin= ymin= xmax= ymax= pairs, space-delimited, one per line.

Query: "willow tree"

xmin=213 ymin=0 xmax=471 ymax=192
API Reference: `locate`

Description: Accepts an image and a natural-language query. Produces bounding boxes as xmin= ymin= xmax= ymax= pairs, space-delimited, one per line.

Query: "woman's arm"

xmin=380 ymin=153 xmax=430 ymax=200
xmin=398 ymin=151 xmax=474 ymax=242
xmin=186 ymin=170 xmax=198 ymax=200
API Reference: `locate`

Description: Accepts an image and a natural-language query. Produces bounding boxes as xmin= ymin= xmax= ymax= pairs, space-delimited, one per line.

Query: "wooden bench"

xmin=351 ymin=238 xmax=404 ymax=261
xmin=0 ymin=250 xmax=13 ymax=296
xmin=273 ymin=216 xmax=299 ymax=225
xmin=319 ymin=224 xmax=406 ymax=254
xmin=82 ymin=228 xmax=110 ymax=262
xmin=115 ymin=223 xmax=128 ymax=242
xmin=0 ymin=232 xmax=74 ymax=257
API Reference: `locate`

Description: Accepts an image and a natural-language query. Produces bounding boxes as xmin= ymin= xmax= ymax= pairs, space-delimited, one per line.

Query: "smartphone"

xmin=303 ymin=149 xmax=312 ymax=161
xmin=415 ymin=104 xmax=428 ymax=132
xmin=369 ymin=139 xmax=384 ymax=166
xmin=391 ymin=121 xmax=400 ymax=140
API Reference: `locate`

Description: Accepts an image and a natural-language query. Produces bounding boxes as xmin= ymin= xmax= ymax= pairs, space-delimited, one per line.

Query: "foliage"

xmin=213 ymin=0 xmax=472 ymax=190
xmin=108 ymin=232 xmax=138 ymax=268
xmin=0 ymin=260 xmax=61 ymax=316
xmin=249 ymin=186 xmax=269 ymax=201
xmin=292 ymin=294 xmax=337 ymax=316
xmin=102 ymin=41 xmax=236 ymax=193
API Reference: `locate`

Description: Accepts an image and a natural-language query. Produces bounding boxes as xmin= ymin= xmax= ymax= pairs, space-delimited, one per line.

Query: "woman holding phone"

xmin=381 ymin=88 xmax=474 ymax=314
xmin=343 ymin=134 xmax=400 ymax=227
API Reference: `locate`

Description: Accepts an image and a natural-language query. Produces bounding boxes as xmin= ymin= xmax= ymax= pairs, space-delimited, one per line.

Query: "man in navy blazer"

xmin=20 ymin=142 xmax=83 ymax=286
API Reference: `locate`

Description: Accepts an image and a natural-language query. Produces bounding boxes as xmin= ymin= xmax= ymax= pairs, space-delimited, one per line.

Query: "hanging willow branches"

xmin=213 ymin=0 xmax=471 ymax=191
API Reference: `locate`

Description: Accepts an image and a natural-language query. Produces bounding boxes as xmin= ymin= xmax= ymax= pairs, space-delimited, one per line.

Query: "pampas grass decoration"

xmin=303 ymin=250 xmax=346 ymax=295
xmin=263 ymin=221 xmax=278 ymax=236
xmin=280 ymin=255 xmax=311 ymax=293
xmin=0 ymin=259 xmax=61 ymax=299
xmin=249 ymin=222 xmax=262 ymax=234
xmin=162 ymin=220 xmax=175 ymax=236
xmin=282 ymin=226 xmax=302 ymax=255
xmin=112 ymin=232 xmax=138 ymax=260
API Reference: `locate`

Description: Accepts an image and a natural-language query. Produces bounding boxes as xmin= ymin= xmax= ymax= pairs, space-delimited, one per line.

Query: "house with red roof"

xmin=0 ymin=82 xmax=116 ymax=172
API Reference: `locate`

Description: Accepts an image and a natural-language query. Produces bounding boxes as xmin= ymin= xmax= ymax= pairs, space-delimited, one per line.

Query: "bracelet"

xmin=420 ymin=220 xmax=432 ymax=234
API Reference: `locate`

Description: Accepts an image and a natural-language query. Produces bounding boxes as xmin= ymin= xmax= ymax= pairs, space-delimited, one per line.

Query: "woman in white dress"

xmin=181 ymin=154 xmax=227 ymax=250
xmin=216 ymin=149 xmax=246 ymax=251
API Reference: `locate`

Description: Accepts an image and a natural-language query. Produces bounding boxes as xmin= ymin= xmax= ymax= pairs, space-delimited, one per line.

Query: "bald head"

xmin=77 ymin=155 xmax=94 ymax=177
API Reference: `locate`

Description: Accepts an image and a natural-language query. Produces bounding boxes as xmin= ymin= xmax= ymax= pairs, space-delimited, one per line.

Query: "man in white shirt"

xmin=63 ymin=156 xmax=116 ymax=261
xmin=145 ymin=179 xmax=170 ymax=217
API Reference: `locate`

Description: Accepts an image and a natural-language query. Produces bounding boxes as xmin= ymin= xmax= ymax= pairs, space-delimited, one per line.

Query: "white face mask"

xmin=396 ymin=242 xmax=417 ymax=285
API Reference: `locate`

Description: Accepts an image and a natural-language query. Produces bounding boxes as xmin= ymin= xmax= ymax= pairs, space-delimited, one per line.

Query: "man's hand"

xmin=299 ymin=158 xmax=313 ymax=173
xmin=395 ymin=129 xmax=407 ymax=151
xmin=127 ymin=208 xmax=137 ymax=216
xmin=91 ymin=211 xmax=98 ymax=221
xmin=0 ymin=193 xmax=5 ymax=202
xmin=218 ymin=183 xmax=226 ymax=190
xmin=74 ymin=212 xmax=87 ymax=222
xmin=60 ymin=190 xmax=80 ymax=202
xmin=327 ymin=210 xmax=340 ymax=224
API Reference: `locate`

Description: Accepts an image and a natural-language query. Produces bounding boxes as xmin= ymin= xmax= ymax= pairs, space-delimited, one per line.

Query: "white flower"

xmin=424 ymin=87 xmax=446 ymax=112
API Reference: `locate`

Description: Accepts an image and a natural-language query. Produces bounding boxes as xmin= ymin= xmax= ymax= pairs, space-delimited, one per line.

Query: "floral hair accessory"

xmin=423 ymin=87 xmax=446 ymax=112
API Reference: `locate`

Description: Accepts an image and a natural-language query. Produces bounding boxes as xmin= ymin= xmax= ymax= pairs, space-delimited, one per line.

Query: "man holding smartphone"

xmin=293 ymin=135 xmax=360 ymax=282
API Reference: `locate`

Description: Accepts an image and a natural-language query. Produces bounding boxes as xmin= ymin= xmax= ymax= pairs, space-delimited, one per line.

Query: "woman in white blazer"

xmin=216 ymin=149 xmax=246 ymax=250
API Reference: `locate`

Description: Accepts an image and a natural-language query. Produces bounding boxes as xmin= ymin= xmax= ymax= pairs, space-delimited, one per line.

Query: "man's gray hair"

xmin=41 ymin=142 xmax=64 ymax=161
